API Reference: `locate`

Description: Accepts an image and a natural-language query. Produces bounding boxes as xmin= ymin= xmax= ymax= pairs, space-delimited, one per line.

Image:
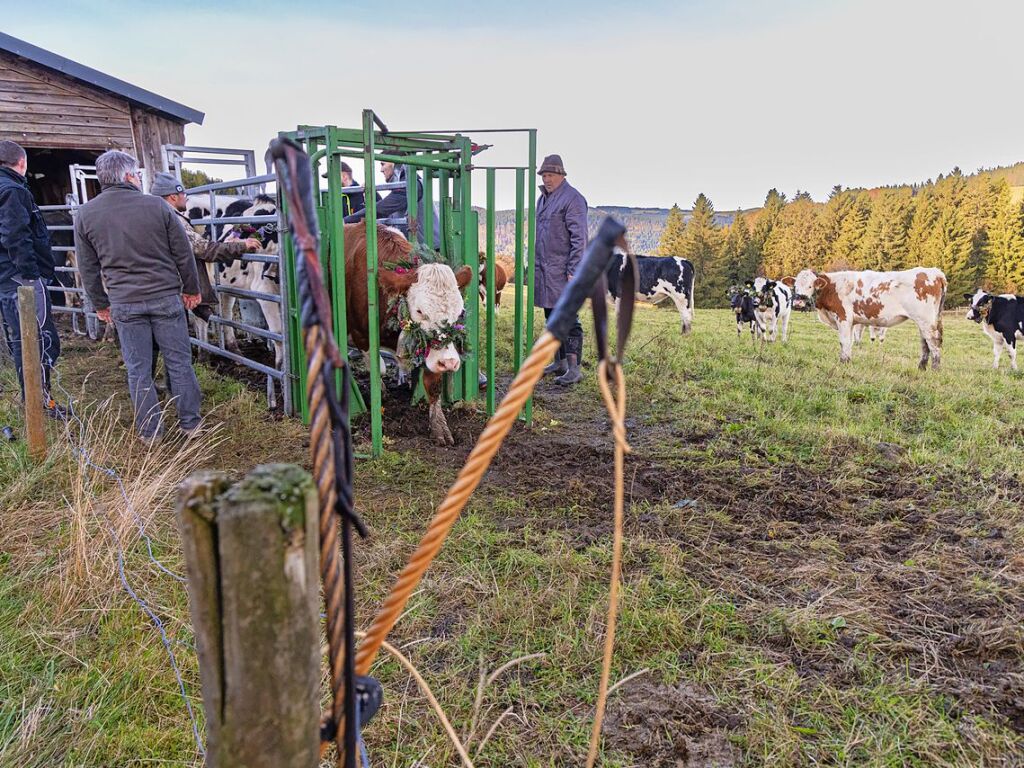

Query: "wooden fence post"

xmin=17 ymin=285 xmax=46 ymax=461
xmin=177 ymin=464 xmax=321 ymax=768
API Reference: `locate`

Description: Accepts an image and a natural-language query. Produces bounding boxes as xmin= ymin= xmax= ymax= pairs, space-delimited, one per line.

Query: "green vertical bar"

xmin=325 ymin=128 xmax=346 ymax=399
xmin=405 ymin=162 xmax=418 ymax=240
xmin=485 ymin=168 xmax=496 ymax=416
xmin=363 ymin=111 xmax=383 ymax=456
xmin=279 ymin=184 xmax=307 ymax=423
xmin=449 ymin=164 xmax=464 ymax=403
xmin=513 ymin=168 xmax=525 ymax=375
xmin=460 ymin=140 xmax=478 ymax=401
xmin=525 ymin=130 xmax=538 ymax=425
xmin=423 ymin=169 xmax=434 ymax=250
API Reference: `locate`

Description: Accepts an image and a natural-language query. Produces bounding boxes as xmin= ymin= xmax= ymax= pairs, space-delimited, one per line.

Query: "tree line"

xmin=657 ymin=168 xmax=1024 ymax=307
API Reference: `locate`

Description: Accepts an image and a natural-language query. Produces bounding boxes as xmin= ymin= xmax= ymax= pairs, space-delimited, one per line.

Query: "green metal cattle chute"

xmin=279 ymin=111 xmax=538 ymax=456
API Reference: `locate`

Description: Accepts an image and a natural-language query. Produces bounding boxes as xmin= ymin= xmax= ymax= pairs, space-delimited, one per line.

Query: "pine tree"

xmin=749 ymin=189 xmax=786 ymax=274
xmin=984 ymin=180 xmax=1024 ymax=292
xmin=682 ymin=194 xmax=724 ymax=306
xmin=816 ymin=187 xmax=854 ymax=268
xmin=762 ymin=197 xmax=819 ymax=277
xmin=657 ymin=204 xmax=687 ymax=257
xmin=857 ymin=189 xmax=912 ymax=271
xmin=831 ymin=191 xmax=872 ymax=269
xmin=719 ymin=210 xmax=752 ymax=291
xmin=907 ymin=184 xmax=939 ymax=267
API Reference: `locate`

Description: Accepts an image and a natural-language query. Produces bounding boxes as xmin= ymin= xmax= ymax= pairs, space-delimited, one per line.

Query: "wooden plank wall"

xmin=0 ymin=51 xmax=135 ymax=150
xmin=130 ymin=107 xmax=185 ymax=191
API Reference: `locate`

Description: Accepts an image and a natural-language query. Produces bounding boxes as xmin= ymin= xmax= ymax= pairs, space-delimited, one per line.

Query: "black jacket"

xmin=343 ymin=165 xmax=440 ymax=243
xmin=0 ymin=165 xmax=55 ymax=293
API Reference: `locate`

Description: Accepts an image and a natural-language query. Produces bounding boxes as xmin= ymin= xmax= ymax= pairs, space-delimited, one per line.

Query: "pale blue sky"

xmin=3 ymin=0 xmax=1022 ymax=210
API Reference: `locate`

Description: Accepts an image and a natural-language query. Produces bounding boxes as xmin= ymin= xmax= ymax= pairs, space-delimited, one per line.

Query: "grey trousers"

xmin=110 ymin=294 xmax=201 ymax=437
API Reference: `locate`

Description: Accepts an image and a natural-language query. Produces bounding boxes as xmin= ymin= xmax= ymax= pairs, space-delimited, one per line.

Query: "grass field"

xmin=2 ymin=304 xmax=1022 ymax=767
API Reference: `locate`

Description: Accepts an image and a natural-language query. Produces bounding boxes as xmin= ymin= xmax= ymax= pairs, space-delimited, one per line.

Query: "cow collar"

xmin=385 ymin=294 xmax=469 ymax=369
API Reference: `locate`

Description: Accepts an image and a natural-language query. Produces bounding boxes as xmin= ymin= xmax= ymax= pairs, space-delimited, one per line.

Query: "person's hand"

xmin=244 ymin=237 xmax=262 ymax=252
xmin=96 ymin=307 xmax=112 ymax=323
xmin=183 ymin=293 xmax=202 ymax=311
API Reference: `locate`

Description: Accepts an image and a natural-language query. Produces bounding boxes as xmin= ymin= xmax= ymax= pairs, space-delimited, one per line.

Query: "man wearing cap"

xmin=324 ymin=162 xmax=378 ymax=218
xmin=0 ymin=139 xmax=63 ymax=415
xmin=535 ymin=154 xmax=588 ymax=385
xmin=344 ymin=157 xmax=440 ymax=245
xmin=151 ymin=172 xmax=261 ymax=326
xmin=75 ymin=151 xmax=203 ymax=443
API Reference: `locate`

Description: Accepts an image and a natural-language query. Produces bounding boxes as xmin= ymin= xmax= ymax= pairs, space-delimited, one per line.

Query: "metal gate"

xmin=41 ymin=155 xmax=292 ymax=415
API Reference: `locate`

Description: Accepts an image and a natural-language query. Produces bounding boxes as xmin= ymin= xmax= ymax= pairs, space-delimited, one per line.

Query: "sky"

xmin=4 ymin=0 xmax=1024 ymax=210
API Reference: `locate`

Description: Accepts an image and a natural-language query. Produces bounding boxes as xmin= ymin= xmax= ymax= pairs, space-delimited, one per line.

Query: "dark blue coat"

xmin=0 ymin=166 xmax=55 ymax=294
xmin=534 ymin=180 xmax=587 ymax=308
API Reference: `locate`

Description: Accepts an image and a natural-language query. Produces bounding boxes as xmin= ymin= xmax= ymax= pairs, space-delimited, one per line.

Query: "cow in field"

xmin=607 ymin=249 xmax=694 ymax=333
xmin=794 ymin=267 xmax=946 ymax=369
xmin=729 ymin=285 xmax=759 ymax=338
xmin=477 ymin=256 xmax=508 ymax=311
xmin=752 ymin=277 xmax=794 ymax=342
xmin=345 ymin=222 xmax=472 ymax=445
xmin=965 ymin=290 xmax=1024 ymax=370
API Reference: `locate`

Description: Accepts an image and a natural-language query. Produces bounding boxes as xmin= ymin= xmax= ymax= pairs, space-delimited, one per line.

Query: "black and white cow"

xmin=729 ymin=285 xmax=759 ymax=338
xmin=752 ymin=277 xmax=794 ymax=342
xmin=965 ymin=290 xmax=1024 ymax=370
xmin=208 ymin=195 xmax=283 ymax=368
xmin=186 ymin=194 xmax=251 ymax=241
xmin=607 ymin=249 xmax=694 ymax=333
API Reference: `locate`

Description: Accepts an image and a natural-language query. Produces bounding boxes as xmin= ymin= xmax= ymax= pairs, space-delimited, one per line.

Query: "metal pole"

xmin=276 ymin=197 xmax=294 ymax=417
xmin=525 ymin=130 xmax=537 ymax=426
xmin=460 ymin=138 xmax=478 ymax=401
xmin=514 ymin=168 xmax=525 ymax=375
xmin=423 ymin=169 xmax=434 ymax=250
xmin=17 ymin=285 xmax=47 ymax=460
xmin=363 ymin=111 xmax=384 ymax=457
xmin=485 ymin=169 xmax=496 ymax=416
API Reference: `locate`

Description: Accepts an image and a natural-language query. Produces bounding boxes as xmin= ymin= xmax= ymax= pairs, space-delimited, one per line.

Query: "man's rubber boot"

xmin=555 ymin=354 xmax=582 ymax=386
xmin=544 ymin=351 xmax=568 ymax=377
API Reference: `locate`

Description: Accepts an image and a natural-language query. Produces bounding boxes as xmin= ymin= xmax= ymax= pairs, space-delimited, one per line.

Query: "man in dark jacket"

xmin=344 ymin=158 xmax=441 ymax=245
xmin=0 ymin=140 xmax=62 ymax=412
xmin=535 ymin=154 xmax=588 ymax=385
xmin=75 ymin=151 xmax=203 ymax=443
xmin=325 ymin=161 xmax=378 ymax=218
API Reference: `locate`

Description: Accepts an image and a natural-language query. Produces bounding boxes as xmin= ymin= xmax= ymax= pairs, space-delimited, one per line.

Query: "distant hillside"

xmin=483 ymin=205 xmax=749 ymax=256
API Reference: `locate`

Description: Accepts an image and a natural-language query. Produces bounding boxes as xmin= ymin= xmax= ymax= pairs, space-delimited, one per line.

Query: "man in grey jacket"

xmin=535 ymin=154 xmax=588 ymax=385
xmin=74 ymin=151 xmax=203 ymax=442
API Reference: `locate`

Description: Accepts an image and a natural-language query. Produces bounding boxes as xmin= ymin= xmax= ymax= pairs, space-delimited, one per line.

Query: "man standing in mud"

xmin=535 ymin=154 xmax=588 ymax=386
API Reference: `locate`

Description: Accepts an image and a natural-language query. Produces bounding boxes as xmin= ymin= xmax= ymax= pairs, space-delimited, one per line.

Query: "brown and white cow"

xmin=344 ymin=222 xmax=472 ymax=445
xmin=794 ymin=267 xmax=946 ymax=369
xmin=478 ymin=255 xmax=508 ymax=311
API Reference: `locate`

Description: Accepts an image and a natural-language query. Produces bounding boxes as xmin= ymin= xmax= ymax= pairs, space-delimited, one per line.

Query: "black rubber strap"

xmin=545 ymin=217 xmax=626 ymax=343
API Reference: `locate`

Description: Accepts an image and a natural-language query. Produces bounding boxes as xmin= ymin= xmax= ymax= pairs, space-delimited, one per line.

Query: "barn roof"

xmin=0 ymin=32 xmax=204 ymax=125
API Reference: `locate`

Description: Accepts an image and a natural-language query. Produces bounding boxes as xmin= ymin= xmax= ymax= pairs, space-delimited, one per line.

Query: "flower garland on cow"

xmin=385 ymin=296 xmax=469 ymax=369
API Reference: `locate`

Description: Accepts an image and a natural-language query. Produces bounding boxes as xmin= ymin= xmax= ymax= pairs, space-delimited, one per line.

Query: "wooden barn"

xmin=0 ymin=32 xmax=204 ymax=205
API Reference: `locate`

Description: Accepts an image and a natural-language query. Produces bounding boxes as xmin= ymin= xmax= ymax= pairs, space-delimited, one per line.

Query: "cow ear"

xmin=813 ymin=276 xmax=828 ymax=292
xmin=454 ymin=265 xmax=473 ymax=289
xmin=781 ymin=276 xmax=796 ymax=288
xmin=962 ymin=293 xmax=974 ymax=301
xmin=378 ymin=268 xmax=417 ymax=295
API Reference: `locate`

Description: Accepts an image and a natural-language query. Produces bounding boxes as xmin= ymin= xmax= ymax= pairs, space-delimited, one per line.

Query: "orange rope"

xmin=587 ymin=360 xmax=630 ymax=767
xmin=355 ymin=331 xmax=561 ymax=676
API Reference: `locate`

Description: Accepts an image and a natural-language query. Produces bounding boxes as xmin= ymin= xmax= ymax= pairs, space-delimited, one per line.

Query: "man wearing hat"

xmin=344 ymin=155 xmax=441 ymax=245
xmin=323 ymin=161 xmax=378 ymax=218
xmin=535 ymin=154 xmax=587 ymax=385
xmin=151 ymin=172 xmax=261 ymax=326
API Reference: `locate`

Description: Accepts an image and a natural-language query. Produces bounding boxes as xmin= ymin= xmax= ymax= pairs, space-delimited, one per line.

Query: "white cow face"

xmin=383 ymin=263 xmax=473 ymax=373
xmin=794 ymin=269 xmax=818 ymax=298
xmin=964 ymin=289 xmax=991 ymax=323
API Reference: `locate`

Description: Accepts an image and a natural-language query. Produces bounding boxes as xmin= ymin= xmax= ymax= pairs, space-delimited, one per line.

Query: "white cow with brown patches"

xmin=794 ymin=267 xmax=946 ymax=369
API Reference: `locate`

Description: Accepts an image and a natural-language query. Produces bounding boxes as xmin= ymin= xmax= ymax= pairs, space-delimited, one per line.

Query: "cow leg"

xmin=917 ymin=335 xmax=930 ymax=370
xmin=992 ymin=338 xmax=1003 ymax=369
xmin=220 ymin=293 xmax=240 ymax=353
xmin=670 ymin=293 xmax=692 ymax=334
xmin=923 ymin=321 xmax=942 ymax=370
xmin=838 ymin=323 xmax=854 ymax=362
xmin=423 ymin=370 xmax=454 ymax=446
xmin=1008 ymin=341 xmax=1018 ymax=371
xmin=256 ymin=294 xmax=284 ymax=370
xmin=781 ymin=312 xmax=791 ymax=342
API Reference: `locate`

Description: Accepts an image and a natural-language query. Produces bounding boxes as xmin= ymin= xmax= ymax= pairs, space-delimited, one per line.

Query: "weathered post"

xmin=177 ymin=465 xmax=321 ymax=768
xmin=17 ymin=285 xmax=46 ymax=460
